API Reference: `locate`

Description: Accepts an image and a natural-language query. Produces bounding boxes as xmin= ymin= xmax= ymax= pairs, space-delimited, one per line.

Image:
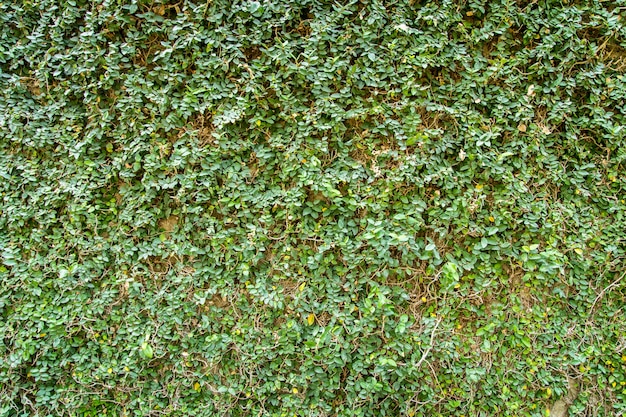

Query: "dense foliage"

xmin=1 ymin=0 xmax=626 ymax=416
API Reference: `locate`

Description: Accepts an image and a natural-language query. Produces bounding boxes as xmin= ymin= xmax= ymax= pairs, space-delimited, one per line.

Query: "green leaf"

xmin=140 ymin=343 xmax=154 ymax=360
xmin=440 ymin=261 xmax=460 ymax=292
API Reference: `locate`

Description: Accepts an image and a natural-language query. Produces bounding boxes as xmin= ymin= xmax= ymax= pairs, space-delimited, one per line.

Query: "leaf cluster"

xmin=1 ymin=0 xmax=626 ymax=416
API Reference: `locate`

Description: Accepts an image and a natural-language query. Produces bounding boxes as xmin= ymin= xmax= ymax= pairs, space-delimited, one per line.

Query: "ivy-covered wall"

xmin=1 ymin=0 xmax=625 ymax=416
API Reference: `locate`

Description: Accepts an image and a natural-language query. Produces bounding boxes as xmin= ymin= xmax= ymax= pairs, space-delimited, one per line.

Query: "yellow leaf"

xmin=256 ymin=120 xmax=261 ymax=126
xmin=307 ymin=313 xmax=315 ymax=326
xmin=194 ymin=382 xmax=201 ymax=392
xmin=489 ymin=216 xmax=495 ymax=222
xmin=518 ymin=123 xmax=527 ymax=133
xmin=298 ymin=282 xmax=306 ymax=292
xmin=574 ymin=248 xmax=583 ymax=255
